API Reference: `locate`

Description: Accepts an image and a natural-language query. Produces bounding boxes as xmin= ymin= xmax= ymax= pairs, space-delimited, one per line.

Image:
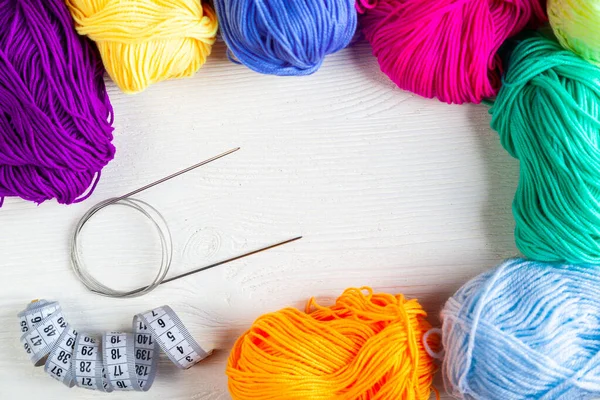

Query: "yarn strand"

xmin=66 ymin=0 xmax=218 ymax=94
xmin=549 ymin=0 xmax=600 ymax=66
xmin=227 ymin=287 xmax=439 ymax=400
xmin=358 ymin=0 xmax=546 ymax=104
xmin=441 ymin=258 xmax=600 ymax=399
xmin=490 ymin=34 xmax=600 ymax=263
xmin=0 ymin=0 xmax=114 ymax=205
xmin=214 ymin=0 xmax=356 ymax=76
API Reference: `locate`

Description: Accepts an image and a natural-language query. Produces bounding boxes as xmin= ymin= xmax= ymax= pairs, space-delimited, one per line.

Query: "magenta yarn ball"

xmin=357 ymin=0 xmax=547 ymax=104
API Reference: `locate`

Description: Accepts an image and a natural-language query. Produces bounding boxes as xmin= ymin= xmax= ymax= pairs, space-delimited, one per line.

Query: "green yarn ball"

xmin=490 ymin=35 xmax=600 ymax=263
xmin=549 ymin=0 xmax=600 ymax=66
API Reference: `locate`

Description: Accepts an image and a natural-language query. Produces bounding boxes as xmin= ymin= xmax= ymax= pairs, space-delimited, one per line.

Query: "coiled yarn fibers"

xmin=0 ymin=0 xmax=114 ymax=205
xmin=227 ymin=287 xmax=439 ymax=400
xmin=214 ymin=0 xmax=357 ymax=76
xmin=442 ymin=258 xmax=600 ymax=400
xmin=66 ymin=0 xmax=218 ymax=94
xmin=490 ymin=34 xmax=600 ymax=263
xmin=358 ymin=0 xmax=547 ymax=104
xmin=549 ymin=0 xmax=600 ymax=66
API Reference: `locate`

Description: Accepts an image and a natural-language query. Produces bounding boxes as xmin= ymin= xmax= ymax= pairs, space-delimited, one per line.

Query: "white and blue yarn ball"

xmin=441 ymin=258 xmax=600 ymax=400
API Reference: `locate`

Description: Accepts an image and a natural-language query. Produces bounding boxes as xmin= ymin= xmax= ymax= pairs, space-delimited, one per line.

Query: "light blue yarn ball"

xmin=441 ymin=258 xmax=600 ymax=400
xmin=213 ymin=0 xmax=357 ymax=76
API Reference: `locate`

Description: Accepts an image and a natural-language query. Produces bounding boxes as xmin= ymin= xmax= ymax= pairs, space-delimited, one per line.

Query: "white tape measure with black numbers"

xmin=18 ymin=300 xmax=212 ymax=392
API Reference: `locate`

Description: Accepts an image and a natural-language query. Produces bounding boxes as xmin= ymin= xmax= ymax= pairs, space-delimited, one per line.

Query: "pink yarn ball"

xmin=358 ymin=0 xmax=547 ymax=104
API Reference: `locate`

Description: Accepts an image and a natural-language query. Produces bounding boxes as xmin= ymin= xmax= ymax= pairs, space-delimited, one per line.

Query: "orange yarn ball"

xmin=227 ymin=287 xmax=439 ymax=400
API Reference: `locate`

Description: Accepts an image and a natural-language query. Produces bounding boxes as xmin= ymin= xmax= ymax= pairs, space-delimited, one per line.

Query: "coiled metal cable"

xmin=70 ymin=197 xmax=172 ymax=298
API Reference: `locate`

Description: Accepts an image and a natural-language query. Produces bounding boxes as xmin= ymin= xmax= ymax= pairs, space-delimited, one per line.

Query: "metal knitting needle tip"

xmin=116 ymin=147 xmax=240 ymax=202
xmin=127 ymin=236 xmax=302 ymax=295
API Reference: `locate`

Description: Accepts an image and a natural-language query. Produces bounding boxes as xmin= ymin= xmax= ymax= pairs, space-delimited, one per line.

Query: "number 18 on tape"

xmin=18 ymin=300 xmax=213 ymax=392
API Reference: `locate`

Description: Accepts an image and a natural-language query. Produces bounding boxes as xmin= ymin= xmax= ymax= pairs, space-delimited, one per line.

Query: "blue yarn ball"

xmin=213 ymin=0 xmax=357 ymax=76
xmin=441 ymin=258 xmax=600 ymax=400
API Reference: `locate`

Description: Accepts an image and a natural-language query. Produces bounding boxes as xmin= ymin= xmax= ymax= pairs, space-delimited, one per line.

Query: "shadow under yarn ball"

xmin=213 ymin=0 xmax=357 ymax=76
xmin=442 ymin=258 xmax=600 ymax=400
xmin=0 ymin=0 xmax=114 ymax=206
xmin=357 ymin=0 xmax=547 ymax=104
xmin=66 ymin=0 xmax=219 ymax=94
xmin=491 ymin=34 xmax=600 ymax=264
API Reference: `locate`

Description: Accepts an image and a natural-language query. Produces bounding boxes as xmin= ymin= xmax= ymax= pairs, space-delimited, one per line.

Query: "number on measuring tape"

xmin=139 ymin=306 xmax=211 ymax=370
xmin=44 ymin=327 xmax=77 ymax=387
xmin=19 ymin=302 xmax=67 ymax=366
xmin=18 ymin=301 xmax=212 ymax=393
xmin=74 ymin=333 xmax=110 ymax=392
xmin=103 ymin=332 xmax=138 ymax=392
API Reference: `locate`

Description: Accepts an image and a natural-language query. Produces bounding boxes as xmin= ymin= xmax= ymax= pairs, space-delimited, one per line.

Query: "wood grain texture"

xmin=0 ymin=40 xmax=520 ymax=399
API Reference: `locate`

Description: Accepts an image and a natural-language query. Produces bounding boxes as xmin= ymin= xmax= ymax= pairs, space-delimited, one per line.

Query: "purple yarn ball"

xmin=0 ymin=0 xmax=115 ymax=206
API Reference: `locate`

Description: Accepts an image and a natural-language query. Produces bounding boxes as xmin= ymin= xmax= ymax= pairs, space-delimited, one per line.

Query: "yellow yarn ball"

xmin=66 ymin=0 xmax=218 ymax=94
xmin=548 ymin=0 xmax=600 ymax=66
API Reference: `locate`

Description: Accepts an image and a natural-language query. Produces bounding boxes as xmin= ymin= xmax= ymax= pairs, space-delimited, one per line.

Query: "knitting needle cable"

xmin=71 ymin=148 xmax=299 ymax=298
xmin=71 ymin=197 xmax=173 ymax=298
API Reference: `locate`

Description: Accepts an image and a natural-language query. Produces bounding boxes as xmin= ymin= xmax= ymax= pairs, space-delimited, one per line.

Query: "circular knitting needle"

xmin=72 ymin=147 xmax=243 ymax=298
xmin=72 ymin=147 xmax=303 ymax=298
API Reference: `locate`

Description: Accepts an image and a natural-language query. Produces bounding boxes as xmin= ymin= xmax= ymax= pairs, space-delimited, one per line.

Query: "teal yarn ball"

xmin=490 ymin=35 xmax=600 ymax=263
xmin=441 ymin=258 xmax=600 ymax=400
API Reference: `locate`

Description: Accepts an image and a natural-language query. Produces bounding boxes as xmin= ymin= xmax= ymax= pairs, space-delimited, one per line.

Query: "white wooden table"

xmin=0 ymin=40 xmax=519 ymax=399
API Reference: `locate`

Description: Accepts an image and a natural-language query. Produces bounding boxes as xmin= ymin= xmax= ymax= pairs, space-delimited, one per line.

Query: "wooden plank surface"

xmin=0 ymin=40 xmax=519 ymax=399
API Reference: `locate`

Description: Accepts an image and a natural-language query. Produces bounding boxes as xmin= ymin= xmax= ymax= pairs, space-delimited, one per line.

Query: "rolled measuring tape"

xmin=18 ymin=300 xmax=212 ymax=392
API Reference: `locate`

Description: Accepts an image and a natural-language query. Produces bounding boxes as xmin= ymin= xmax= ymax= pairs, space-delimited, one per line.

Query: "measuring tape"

xmin=18 ymin=300 xmax=212 ymax=392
